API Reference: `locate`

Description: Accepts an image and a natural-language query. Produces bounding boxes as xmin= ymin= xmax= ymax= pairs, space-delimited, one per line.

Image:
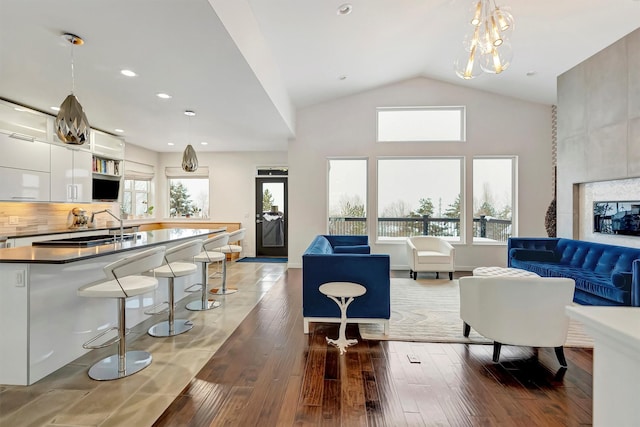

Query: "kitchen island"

xmin=0 ymin=228 xmax=224 ymax=385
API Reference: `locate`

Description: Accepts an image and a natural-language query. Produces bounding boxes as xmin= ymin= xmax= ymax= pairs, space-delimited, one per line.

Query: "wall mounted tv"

xmin=92 ymin=177 xmax=121 ymax=201
xmin=593 ymin=201 xmax=640 ymax=236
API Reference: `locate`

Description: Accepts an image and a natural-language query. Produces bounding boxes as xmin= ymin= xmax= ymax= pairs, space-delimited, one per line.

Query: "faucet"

xmin=91 ymin=209 xmax=124 ymax=242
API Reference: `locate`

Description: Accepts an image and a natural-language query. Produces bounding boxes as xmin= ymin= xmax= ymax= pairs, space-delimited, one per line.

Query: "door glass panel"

xmin=261 ymin=182 xmax=285 ymax=247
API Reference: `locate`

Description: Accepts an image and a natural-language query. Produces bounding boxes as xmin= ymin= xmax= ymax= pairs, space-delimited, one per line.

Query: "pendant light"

xmin=55 ymin=33 xmax=90 ymax=145
xmin=181 ymin=110 xmax=199 ymax=172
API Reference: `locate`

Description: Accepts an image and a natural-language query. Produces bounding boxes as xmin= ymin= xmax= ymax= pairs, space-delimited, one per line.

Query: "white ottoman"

xmin=473 ymin=266 xmax=540 ymax=277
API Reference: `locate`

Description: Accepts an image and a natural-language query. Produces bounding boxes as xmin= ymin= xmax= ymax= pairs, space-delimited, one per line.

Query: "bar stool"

xmin=77 ymin=246 xmax=166 ymax=380
xmin=147 ymin=239 xmax=203 ymax=337
xmin=186 ymin=232 xmax=230 ymax=311
xmin=211 ymin=228 xmax=246 ymax=295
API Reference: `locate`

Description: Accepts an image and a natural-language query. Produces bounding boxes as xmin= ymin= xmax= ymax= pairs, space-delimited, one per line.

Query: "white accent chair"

xmin=77 ymin=246 xmax=166 ymax=380
xmin=459 ymin=276 xmax=576 ymax=366
xmin=406 ymin=236 xmax=455 ymax=280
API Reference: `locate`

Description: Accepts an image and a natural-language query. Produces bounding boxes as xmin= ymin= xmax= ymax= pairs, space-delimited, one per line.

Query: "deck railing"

xmin=328 ymin=215 xmax=512 ymax=242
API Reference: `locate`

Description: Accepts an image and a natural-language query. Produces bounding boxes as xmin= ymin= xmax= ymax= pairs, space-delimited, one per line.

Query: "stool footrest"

xmin=82 ymin=326 xmax=128 ymax=350
xmin=144 ymin=301 xmax=172 ymax=316
xmin=184 ymin=283 xmax=203 ymax=293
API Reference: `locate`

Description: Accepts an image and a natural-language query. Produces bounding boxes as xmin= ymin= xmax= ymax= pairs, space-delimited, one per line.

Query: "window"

xmin=472 ymin=157 xmax=516 ymax=243
xmin=328 ymin=159 xmax=367 ymax=235
xmin=377 ymin=158 xmax=463 ymax=241
xmin=168 ymin=178 xmax=209 ymax=218
xmin=377 ymin=107 xmax=465 ymax=142
xmin=122 ymin=179 xmax=152 ymax=218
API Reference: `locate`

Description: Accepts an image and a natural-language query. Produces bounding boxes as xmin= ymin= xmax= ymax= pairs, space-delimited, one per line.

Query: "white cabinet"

xmin=0 ymin=131 xmax=50 ymax=172
xmin=92 ymin=130 xmax=124 ymax=160
xmin=50 ymin=144 xmax=92 ymax=203
xmin=0 ymin=167 xmax=50 ymax=202
xmin=0 ymin=100 xmax=49 ymax=142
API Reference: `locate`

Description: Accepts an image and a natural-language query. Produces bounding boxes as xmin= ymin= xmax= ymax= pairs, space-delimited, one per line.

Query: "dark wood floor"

xmin=153 ymin=269 xmax=593 ymax=426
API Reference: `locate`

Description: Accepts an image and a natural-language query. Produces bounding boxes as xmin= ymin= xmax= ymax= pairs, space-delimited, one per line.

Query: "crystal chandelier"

xmin=181 ymin=110 xmax=199 ymax=172
xmin=55 ymin=33 xmax=90 ymax=144
xmin=454 ymin=0 xmax=514 ymax=80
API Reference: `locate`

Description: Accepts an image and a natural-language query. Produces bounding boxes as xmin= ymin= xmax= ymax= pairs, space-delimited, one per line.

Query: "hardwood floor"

xmin=154 ymin=269 xmax=593 ymax=426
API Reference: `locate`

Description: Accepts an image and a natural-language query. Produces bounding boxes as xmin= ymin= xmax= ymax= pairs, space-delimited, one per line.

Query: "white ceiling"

xmin=1 ymin=0 xmax=640 ymax=153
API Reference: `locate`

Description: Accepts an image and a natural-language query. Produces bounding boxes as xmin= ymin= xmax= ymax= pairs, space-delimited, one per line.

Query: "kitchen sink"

xmin=32 ymin=233 xmax=141 ymax=248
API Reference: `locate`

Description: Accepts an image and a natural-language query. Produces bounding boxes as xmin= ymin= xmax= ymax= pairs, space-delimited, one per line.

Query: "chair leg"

xmin=148 ymin=277 xmax=194 ymax=337
xmin=555 ymin=346 xmax=567 ymax=367
xmin=492 ymin=342 xmax=502 ymax=363
xmin=436 ymin=272 xmax=439 ymax=279
xmin=409 ymin=269 xmax=413 ymax=278
xmin=412 ymin=271 xmax=417 ymax=280
xmin=463 ymin=322 xmax=471 ymax=337
xmin=449 ymin=271 xmax=453 ymax=280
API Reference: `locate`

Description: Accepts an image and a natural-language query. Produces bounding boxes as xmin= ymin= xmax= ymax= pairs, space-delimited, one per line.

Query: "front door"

xmin=255 ymin=177 xmax=288 ymax=257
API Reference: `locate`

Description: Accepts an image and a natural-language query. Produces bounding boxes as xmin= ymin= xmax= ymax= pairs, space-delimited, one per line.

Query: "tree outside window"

xmin=168 ymin=178 xmax=209 ymax=218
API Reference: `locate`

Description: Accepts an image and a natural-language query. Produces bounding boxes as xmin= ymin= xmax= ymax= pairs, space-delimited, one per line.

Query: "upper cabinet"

xmin=0 ymin=132 xmax=51 ymax=201
xmin=0 ymin=99 xmax=49 ymax=142
xmin=92 ymin=130 xmax=124 ymax=160
xmin=50 ymin=144 xmax=92 ymax=203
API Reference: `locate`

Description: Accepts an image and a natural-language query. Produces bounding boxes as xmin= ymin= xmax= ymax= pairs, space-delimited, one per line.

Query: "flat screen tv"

xmin=92 ymin=177 xmax=120 ymax=201
xmin=593 ymin=201 xmax=640 ymax=236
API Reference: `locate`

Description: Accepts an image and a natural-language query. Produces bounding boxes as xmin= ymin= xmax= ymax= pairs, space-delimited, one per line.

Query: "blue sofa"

xmin=508 ymin=237 xmax=640 ymax=306
xmin=302 ymin=235 xmax=390 ymax=333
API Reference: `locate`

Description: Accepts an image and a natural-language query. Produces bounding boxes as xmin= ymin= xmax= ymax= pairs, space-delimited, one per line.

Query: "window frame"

xmin=167 ymin=177 xmax=210 ymax=219
xmin=327 ymin=157 xmax=369 ymax=236
xmin=122 ymin=178 xmax=152 ymax=219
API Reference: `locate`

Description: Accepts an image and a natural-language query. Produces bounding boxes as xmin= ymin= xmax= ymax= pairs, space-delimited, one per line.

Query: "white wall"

xmin=288 ymin=76 xmax=552 ymax=269
xmin=157 ymin=150 xmax=287 ymax=257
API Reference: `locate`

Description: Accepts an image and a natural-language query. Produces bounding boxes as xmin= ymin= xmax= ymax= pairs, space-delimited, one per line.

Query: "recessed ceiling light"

xmin=339 ymin=75 xmax=348 ymax=81
xmin=50 ymin=106 xmax=60 ymax=111
xmin=184 ymin=110 xmax=196 ymax=116
xmin=526 ymin=70 xmax=537 ymax=76
xmin=114 ymin=128 xmax=124 ymax=133
xmin=156 ymin=93 xmax=172 ymax=99
xmin=200 ymin=141 xmax=208 ymax=145
xmin=120 ymin=69 xmax=137 ymax=77
xmin=337 ymin=3 xmax=352 ymax=15
xmin=168 ymin=142 xmax=175 ymax=146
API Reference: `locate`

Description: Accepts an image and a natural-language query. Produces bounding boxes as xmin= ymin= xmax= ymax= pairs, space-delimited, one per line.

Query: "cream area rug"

xmin=358 ymin=278 xmax=594 ymax=347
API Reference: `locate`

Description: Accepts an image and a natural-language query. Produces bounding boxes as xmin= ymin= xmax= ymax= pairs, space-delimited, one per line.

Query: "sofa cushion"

xmin=510 ymin=248 xmax=558 ymax=262
xmin=333 ymin=245 xmax=370 ymax=254
xmin=611 ymin=271 xmax=633 ymax=290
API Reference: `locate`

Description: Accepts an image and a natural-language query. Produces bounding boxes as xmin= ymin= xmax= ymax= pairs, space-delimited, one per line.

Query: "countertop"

xmin=0 ymin=228 xmax=224 ymax=264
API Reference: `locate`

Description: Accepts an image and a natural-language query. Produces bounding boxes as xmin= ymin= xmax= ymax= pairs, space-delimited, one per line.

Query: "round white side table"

xmin=318 ymin=282 xmax=367 ymax=355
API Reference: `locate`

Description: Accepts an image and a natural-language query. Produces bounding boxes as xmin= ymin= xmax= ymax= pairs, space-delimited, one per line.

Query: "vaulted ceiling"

xmin=1 ymin=0 xmax=639 ymax=153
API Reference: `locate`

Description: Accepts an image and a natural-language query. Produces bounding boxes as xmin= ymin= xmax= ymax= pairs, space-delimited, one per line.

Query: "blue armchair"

xmin=302 ymin=235 xmax=390 ymax=334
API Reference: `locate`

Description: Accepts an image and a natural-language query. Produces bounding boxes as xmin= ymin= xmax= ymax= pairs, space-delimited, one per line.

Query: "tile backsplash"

xmin=0 ymin=202 xmax=119 ymax=236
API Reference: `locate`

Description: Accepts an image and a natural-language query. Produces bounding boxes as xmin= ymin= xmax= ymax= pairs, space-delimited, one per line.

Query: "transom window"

xmin=377 ymin=106 xmax=466 ymax=142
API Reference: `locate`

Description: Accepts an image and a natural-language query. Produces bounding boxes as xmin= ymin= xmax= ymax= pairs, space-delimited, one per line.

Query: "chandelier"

xmin=454 ymin=0 xmax=514 ymax=80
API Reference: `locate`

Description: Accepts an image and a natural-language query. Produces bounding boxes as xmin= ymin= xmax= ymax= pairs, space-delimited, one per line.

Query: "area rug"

xmin=237 ymin=257 xmax=288 ymax=263
xmin=358 ymin=278 xmax=594 ymax=347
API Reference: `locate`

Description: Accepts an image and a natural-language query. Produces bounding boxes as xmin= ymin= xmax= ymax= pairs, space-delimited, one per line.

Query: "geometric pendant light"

xmin=55 ymin=33 xmax=90 ymax=145
xmin=181 ymin=110 xmax=199 ymax=172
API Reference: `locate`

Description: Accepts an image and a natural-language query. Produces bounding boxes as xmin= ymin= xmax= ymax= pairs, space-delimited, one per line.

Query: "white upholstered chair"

xmin=406 ymin=236 xmax=455 ymax=280
xmin=459 ymin=276 xmax=576 ymax=366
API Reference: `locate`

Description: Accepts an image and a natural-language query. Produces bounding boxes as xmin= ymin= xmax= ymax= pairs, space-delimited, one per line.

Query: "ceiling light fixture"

xmin=454 ymin=0 xmax=514 ymax=80
xmin=337 ymin=3 xmax=352 ymax=15
xmin=54 ymin=33 xmax=90 ymax=145
xmin=181 ymin=110 xmax=199 ymax=172
xmin=156 ymin=93 xmax=172 ymax=99
xmin=120 ymin=69 xmax=137 ymax=77
xmin=114 ymin=128 xmax=124 ymax=133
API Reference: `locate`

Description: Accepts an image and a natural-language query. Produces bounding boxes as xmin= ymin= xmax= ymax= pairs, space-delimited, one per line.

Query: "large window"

xmin=377 ymin=107 xmax=466 ymax=142
xmin=123 ymin=179 xmax=151 ymax=218
xmin=169 ymin=178 xmax=209 ymax=218
xmin=472 ymin=157 xmax=516 ymax=243
xmin=377 ymin=158 xmax=463 ymax=241
xmin=328 ymin=159 xmax=367 ymax=235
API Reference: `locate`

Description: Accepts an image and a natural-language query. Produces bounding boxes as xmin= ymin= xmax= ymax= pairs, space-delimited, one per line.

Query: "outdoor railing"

xmin=328 ymin=215 xmax=512 ymax=242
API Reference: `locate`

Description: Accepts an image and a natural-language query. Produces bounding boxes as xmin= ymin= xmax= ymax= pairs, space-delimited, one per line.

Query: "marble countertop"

xmin=0 ymin=228 xmax=224 ymax=264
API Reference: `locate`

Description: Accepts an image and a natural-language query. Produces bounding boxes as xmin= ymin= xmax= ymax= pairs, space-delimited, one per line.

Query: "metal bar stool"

xmin=76 ymin=246 xmax=166 ymax=380
xmin=210 ymin=228 xmax=246 ymax=295
xmin=186 ymin=232 xmax=229 ymax=311
xmin=147 ymin=239 xmax=203 ymax=337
